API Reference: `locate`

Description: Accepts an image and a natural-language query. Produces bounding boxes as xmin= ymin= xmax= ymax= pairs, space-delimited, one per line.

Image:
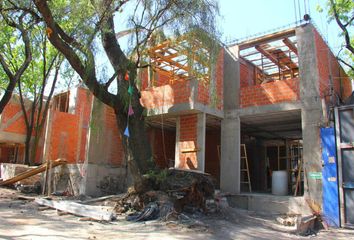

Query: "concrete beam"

xmin=226 ymin=101 xmax=302 ymax=118
xmin=0 ymin=132 xmax=26 ymax=144
xmin=146 ymin=102 xmax=224 ymax=119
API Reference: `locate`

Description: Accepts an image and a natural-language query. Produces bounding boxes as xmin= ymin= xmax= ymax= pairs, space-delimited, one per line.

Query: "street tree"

xmin=31 ymin=0 xmax=219 ymax=189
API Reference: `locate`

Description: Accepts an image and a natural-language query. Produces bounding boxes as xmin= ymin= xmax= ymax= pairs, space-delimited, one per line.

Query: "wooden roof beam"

xmin=282 ymin=38 xmax=298 ymax=55
xmin=235 ymin=28 xmax=296 ymax=50
xmin=255 ymin=45 xmax=288 ymax=71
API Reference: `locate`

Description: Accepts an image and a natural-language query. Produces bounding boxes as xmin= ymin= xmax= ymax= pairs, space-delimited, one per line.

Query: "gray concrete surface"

xmin=1 ymin=188 xmax=353 ymax=240
xmin=220 ymin=117 xmax=241 ymax=194
xmin=297 ymin=24 xmax=324 ymax=206
xmin=227 ymin=193 xmax=312 ymax=215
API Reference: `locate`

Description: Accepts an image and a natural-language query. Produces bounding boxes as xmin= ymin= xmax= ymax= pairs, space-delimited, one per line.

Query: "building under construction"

xmin=0 ymin=22 xmax=353 ymax=227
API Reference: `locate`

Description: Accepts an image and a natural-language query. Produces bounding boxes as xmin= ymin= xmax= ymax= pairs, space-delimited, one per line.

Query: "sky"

xmin=58 ymin=0 xmax=345 ymax=93
xmin=85 ymin=0 xmax=344 ymax=95
xmin=217 ymin=0 xmax=342 ymax=53
xmin=113 ymin=0 xmax=341 ymax=50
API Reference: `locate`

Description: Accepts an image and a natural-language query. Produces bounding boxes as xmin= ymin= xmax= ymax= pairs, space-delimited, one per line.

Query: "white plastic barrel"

xmin=272 ymin=170 xmax=288 ymax=195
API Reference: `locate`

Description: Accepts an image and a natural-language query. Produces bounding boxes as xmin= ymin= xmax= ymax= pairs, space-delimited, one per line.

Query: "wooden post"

xmin=47 ymin=160 xmax=53 ymax=196
xmin=42 ymin=159 xmax=50 ymax=195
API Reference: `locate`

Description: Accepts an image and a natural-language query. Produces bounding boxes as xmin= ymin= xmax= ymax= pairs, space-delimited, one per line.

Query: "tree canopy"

xmin=21 ymin=0 xmax=219 ymax=186
xmin=320 ymin=0 xmax=354 ymax=77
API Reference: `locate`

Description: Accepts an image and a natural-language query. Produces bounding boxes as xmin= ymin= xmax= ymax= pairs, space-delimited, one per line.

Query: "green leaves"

xmin=323 ymin=0 xmax=354 ymax=77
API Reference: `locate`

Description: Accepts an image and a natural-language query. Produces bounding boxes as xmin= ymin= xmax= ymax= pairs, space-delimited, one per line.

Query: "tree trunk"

xmin=24 ymin=132 xmax=32 ymax=165
xmin=113 ymin=79 xmax=154 ymax=190
xmin=33 ymin=0 xmax=155 ymax=188
xmin=0 ymin=79 xmax=17 ymax=114
xmin=100 ymin=16 xmax=154 ymax=180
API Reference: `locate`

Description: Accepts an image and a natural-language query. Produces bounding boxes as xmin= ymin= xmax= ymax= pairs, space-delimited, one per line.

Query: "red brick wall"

xmin=49 ymin=111 xmax=79 ymax=164
xmin=240 ymin=78 xmax=300 ymax=108
xmin=240 ymin=58 xmax=256 ymax=87
xmin=340 ymin=68 xmax=353 ymax=99
xmin=0 ymin=147 xmax=13 ymax=163
xmin=47 ymin=87 xmax=124 ymax=166
xmin=0 ymin=146 xmax=25 ymax=163
xmin=75 ymin=88 xmax=93 ymax=163
xmin=141 ymin=50 xmax=224 ymax=111
xmin=104 ymin=106 xmax=124 ymax=166
xmin=140 ymin=78 xmax=191 ymax=109
xmin=197 ymin=50 xmax=224 ymax=110
xmin=178 ymin=114 xmax=198 ymax=169
xmin=314 ymin=29 xmax=352 ymax=100
xmin=47 ymin=87 xmax=92 ymax=164
xmin=1 ymin=101 xmax=28 ymax=135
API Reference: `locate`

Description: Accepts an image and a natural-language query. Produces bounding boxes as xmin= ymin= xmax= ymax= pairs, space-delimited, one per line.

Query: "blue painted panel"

xmin=321 ymin=127 xmax=340 ymax=227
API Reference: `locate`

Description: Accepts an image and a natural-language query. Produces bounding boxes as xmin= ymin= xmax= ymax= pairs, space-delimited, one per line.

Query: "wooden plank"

xmin=255 ymin=45 xmax=288 ymax=71
xmin=181 ymin=148 xmax=200 ymax=153
xmin=35 ymin=198 xmax=116 ymax=221
xmin=0 ymin=159 xmax=67 ymax=186
xmin=283 ymin=38 xmax=298 ymax=55
xmin=235 ymin=28 xmax=296 ymax=50
xmin=80 ymin=194 xmax=126 ymax=204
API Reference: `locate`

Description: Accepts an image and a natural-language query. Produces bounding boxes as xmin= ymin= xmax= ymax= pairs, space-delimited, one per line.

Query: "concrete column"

xmin=220 ymin=46 xmax=241 ymax=193
xmin=220 ymin=116 xmax=241 ymax=193
xmin=197 ymin=112 xmax=206 ymax=172
xmin=224 ymin=47 xmax=240 ymax=109
xmin=174 ymin=116 xmax=181 ymax=169
xmin=297 ymin=24 xmax=324 ymax=205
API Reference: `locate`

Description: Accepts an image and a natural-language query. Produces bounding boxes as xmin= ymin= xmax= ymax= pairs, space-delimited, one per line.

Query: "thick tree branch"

xmin=101 ymin=15 xmax=130 ymax=72
xmin=33 ymin=0 xmax=117 ymax=108
xmin=338 ymin=57 xmax=354 ymax=72
xmin=330 ymin=0 xmax=354 ymax=54
xmin=0 ymin=13 xmax=32 ymax=113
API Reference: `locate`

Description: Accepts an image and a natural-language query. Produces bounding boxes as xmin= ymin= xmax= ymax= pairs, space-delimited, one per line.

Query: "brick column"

xmin=174 ymin=113 xmax=206 ymax=172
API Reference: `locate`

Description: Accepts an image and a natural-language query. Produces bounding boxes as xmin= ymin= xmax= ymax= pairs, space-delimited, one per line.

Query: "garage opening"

xmin=240 ymin=110 xmax=304 ymax=196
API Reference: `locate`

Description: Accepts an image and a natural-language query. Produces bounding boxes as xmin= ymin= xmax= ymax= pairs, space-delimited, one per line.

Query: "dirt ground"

xmin=0 ymin=188 xmax=352 ymax=240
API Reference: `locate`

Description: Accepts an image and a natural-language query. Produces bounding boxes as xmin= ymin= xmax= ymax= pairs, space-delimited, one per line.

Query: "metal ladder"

xmin=241 ymin=144 xmax=252 ymax=192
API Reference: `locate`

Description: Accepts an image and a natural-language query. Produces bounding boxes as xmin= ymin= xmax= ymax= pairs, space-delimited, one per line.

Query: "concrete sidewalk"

xmin=0 ymin=188 xmax=352 ymax=240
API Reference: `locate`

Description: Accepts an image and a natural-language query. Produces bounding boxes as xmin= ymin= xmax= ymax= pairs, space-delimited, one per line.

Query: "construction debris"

xmin=112 ymin=168 xmax=216 ymax=220
xmin=276 ymin=215 xmax=298 ymax=226
xmin=126 ymin=202 xmax=160 ymax=222
xmin=0 ymin=159 xmax=67 ymax=186
xmin=35 ymin=198 xmax=116 ymax=221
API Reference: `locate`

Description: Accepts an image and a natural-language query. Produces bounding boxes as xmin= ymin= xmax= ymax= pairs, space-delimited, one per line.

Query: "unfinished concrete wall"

xmin=0 ymin=163 xmax=41 ymax=185
xmin=83 ymin=98 xmax=126 ymax=196
xmin=40 ymin=87 xmax=126 ymax=196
